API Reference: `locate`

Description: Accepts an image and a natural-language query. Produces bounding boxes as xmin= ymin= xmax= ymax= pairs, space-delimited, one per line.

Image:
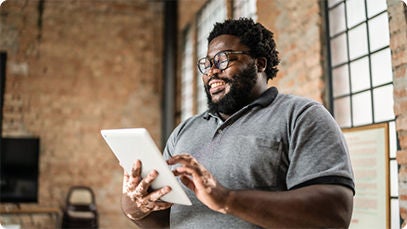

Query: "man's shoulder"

xmin=272 ymin=93 xmax=322 ymax=111
xmin=178 ymin=111 xmax=209 ymax=126
xmin=275 ymin=92 xmax=319 ymax=104
xmin=172 ymin=111 xmax=213 ymax=135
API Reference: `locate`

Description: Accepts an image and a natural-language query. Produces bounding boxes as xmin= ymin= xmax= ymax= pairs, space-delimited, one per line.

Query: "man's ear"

xmin=255 ymin=57 xmax=267 ymax=73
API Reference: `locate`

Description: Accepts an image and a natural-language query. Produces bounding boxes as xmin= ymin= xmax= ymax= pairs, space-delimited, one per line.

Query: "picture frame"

xmin=342 ymin=123 xmax=390 ymax=229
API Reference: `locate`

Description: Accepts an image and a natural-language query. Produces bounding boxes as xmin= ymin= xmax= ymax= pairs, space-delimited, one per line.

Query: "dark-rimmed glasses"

xmin=197 ymin=50 xmax=251 ymax=75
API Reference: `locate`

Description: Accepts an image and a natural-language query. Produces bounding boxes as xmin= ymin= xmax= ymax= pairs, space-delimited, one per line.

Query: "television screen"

xmin=0 ymin=137 xmax=40 ymax=203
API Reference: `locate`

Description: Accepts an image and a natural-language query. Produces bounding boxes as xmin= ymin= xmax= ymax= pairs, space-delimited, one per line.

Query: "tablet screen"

xmin=101 ymin=128 xmax=192 ymax=205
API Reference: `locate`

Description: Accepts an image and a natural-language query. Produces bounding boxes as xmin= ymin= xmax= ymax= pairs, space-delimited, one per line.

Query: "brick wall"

xmin=391 ymin=0 xmax=407 ymax=226
xmin=178 ymin=0 xmax=206 ymax=32
xmin=0 ymin=0 xmax=163 ymax=228
xmin=258 ymin=0 xmax=325 ymax=104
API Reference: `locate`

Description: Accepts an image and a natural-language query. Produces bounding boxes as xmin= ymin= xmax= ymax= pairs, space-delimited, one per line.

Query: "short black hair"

xmin=208 ymin=18 xmax=280 ymax=80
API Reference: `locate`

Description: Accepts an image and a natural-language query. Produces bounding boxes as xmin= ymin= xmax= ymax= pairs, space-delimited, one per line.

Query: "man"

xmin=121 ymin=18 xmax=354 ymax=228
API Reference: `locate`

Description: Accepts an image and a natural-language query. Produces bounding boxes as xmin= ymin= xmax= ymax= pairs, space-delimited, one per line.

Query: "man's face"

xmin=202 ymin=35 xmax=260 ymax=115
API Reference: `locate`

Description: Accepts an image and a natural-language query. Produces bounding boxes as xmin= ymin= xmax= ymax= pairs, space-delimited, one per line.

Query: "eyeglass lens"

xmin=199 ymin=52 xmax=228 ymax=74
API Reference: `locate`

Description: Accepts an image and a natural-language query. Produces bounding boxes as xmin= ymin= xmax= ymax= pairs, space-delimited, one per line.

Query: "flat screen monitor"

xmin=0 ymin=137 xmax=40 ymax=203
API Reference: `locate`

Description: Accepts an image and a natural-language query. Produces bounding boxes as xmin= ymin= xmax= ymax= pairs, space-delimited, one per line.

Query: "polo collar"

xmin=249 ymin=86 xmax=279 ymax=108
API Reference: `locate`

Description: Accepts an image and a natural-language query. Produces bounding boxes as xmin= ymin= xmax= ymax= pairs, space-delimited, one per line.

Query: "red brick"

xmin=1 ymin=0 xmax=163 ymax=228
xmin=397 ymin=150 xmax=407 ymax=165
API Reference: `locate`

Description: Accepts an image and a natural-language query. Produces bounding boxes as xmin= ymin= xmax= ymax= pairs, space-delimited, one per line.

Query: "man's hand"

xmin=167 ymin=154 xmax=231 ymax=214
xmin=122 ymin=160 xmax=173 ymax=221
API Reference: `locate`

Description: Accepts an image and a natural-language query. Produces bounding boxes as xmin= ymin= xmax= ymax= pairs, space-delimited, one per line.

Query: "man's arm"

xmin=223 ymin=184 xmax=353 ymax=228
xmin=169 ymin=154 xmax=353 ymax=228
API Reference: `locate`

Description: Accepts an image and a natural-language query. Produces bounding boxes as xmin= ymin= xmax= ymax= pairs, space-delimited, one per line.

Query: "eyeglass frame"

xmin=197 ymin=50 xmax=251 ymax=75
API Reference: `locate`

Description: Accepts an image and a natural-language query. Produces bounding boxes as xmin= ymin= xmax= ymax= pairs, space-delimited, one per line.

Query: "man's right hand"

xmin=121 ymin=160 xmax=173 ymax=221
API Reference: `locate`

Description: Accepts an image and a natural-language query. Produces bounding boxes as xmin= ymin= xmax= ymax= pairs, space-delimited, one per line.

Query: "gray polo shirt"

xmin=163 ymin=87 xmax=354 ymax=228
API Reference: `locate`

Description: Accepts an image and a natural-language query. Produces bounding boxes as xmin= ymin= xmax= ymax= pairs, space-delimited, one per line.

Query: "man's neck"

xmin=218 ymin=112 xmax=230 ymax=121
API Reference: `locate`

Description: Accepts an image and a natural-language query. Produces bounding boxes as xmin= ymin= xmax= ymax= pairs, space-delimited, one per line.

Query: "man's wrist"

xmin=126 ymin=211 xmax=150 ymax=221
xmin=218 ymin=190 xmax=234 ymax=214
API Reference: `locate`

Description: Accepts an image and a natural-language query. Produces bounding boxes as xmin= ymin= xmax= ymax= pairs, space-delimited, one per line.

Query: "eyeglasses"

xmin=197 ymin=50 xmax=251 ymax=75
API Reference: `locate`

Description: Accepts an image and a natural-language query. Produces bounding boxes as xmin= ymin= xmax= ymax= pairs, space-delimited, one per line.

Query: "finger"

xmin=175 ymin=166 xmax=214 ymax=189
xmin=131 ymin=160 xmax=142 ymax=177
xmin=131 ymin=170 xmax=159 ymax=196
xmin=167 ymin=154 xmax=195 ymax=165
xmin=123 ymin=170 xmax=136 ymax=193
xmin=174 ymin=164 xmax=203 ymax=177
xmin=151 ymin=201 xmax=173 ymax=211
xmin=148 ymin=186 xmax=172 ymax=202
xmin=123 ymin=173 xmax=129 ymax=193
xmin=143 ymin=169 xmax=159 ymax=184
xmin=123 ymin=170 xmax=130 ymax=183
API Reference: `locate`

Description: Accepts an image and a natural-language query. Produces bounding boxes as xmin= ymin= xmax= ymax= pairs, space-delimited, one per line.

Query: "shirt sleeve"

xmin=286 ymin=103 xmax=355 ymax=193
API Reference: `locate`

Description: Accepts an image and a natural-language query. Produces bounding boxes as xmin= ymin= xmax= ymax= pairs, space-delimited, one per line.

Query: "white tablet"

xmin=101 ymin=128 xmax=192 ymax=206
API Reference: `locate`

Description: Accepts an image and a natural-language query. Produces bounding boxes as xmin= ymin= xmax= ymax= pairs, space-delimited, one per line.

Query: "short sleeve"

xmin=286 ymin=103 xmax=354 ymax=192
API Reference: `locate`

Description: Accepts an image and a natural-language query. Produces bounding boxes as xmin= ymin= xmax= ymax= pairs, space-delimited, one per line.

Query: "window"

xmin=233 ymin=0 xmax=257 ymax=20
xmin=326 ymin=0 xmax=399 ymax=228
xmin=196 ymin=0 xmax=227 ymax=113
xmin=180 ymin=27 xmax=194 ymax=121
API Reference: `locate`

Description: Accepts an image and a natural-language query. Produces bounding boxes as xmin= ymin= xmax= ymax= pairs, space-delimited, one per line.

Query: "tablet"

xmin=101 ymin=128 xmax=192 ymax=206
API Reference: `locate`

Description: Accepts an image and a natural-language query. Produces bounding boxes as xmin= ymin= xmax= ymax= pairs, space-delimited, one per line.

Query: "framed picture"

xmin=343 ymin=123 xmax=390 ymax=229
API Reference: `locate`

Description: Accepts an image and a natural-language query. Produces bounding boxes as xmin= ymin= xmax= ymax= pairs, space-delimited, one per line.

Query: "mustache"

xmin=204 ymin=76 xmax=233 ymax=91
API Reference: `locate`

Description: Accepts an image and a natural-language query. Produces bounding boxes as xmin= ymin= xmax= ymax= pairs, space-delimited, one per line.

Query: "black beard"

xmin=206 ymin=63 xmax=258 ymax=115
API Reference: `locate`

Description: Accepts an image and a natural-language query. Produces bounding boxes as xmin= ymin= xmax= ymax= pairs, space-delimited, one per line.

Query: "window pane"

xmin=329 ymin=3 xmax=346 ymax=36
xmin=328 ymin=0 xmax=342 ymax=8
xmin=373 ymin=84 xmax=395 ymax=122
xmin=181 ymin=28 xmax=194 ymax=121
xmin=330 ymin=34 xmax=348 ymax=66
xmin=352 ymin=91 xmax=372 ymax=126
xmin=390 ymin=121 xmax=397 ymax=158
xmin=350 ymin=57 xmax=370 ymax=92
xmin=371 ymin=48 xmax=392 ymax=87
xmin=196 ymin=0 xmax=227 ymax=113
xmin=346 ymin=0 xmax=366 ymax=28
xmin=390 ymin=160 xmax=399 ymax=196
xmin=332 ymin=65 xmax=350 ymax=97
xmin=367 ymin=0 xmax=387 ymax=18
xmin=391 ymin=199 xmax=401 ymax=229
xmin=334 ymin=97 xmax=351 ymax=127
xmin=349 ymin=23 xmax=368 ymax=59
xmin=368 ymin=12 xmax=390 ymax=52
xmin=233 ymin=0 xmax=257 ymax=20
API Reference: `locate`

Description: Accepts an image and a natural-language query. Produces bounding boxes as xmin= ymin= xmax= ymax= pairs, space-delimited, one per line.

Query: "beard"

xmin=205 ymin=63 xmax=258 ymax=115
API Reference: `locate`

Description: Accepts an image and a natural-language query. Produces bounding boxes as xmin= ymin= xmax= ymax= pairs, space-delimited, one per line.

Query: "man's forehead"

xmin=207 ymin=35 xmax=244 ymax=56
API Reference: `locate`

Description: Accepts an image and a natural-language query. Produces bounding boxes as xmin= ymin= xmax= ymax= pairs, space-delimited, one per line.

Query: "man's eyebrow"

xmin=206 ymin=49 xmax=235 ymax=58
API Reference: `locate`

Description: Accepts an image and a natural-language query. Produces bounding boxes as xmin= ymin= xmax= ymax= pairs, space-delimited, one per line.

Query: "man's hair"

xmin=208 ymin=18 xmax=280 ymax=80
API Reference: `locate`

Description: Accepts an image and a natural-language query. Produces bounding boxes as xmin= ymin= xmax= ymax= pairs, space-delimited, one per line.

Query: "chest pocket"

xmin=205 ymin=134 xmax=287 ymax=191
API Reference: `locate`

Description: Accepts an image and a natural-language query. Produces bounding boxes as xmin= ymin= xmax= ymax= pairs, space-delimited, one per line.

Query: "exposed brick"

xmin=1 ymin=0 xmax=163 ymax=228
xmin=397 ymin=150 xmax=407 ymax=165
xmin=261 ymin=0 xmax=325 ymax=102
xmin=397 ymin=115 xmax=407 ymax=132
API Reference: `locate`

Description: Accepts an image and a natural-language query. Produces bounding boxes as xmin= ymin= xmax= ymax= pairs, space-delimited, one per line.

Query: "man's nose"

xmin=206 ymin=64 xmax=221 ymax=78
